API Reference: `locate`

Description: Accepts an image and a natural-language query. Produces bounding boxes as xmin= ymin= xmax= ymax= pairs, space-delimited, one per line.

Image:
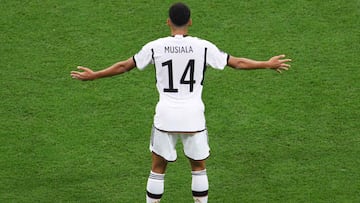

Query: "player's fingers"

xmin=70 ymin=71 xmax=83 ymax=77
xmin=275 ymin=66 xmax=289 ymax=73
xmin=70 ymin=71 xmax=86 ymax=79
xmin=71 ymin=71 xmax=81 ymax=75
xmin=70 ymin=73 xmax=80 ymax=79
xmin=274 ymin=54 xmax=286 ymax=60
xmin=271 ymin=55 xmax=282 ymax=61
xmin=281 ymin=63 xmax=291 ymax=68
xmin=279 ymin=66 xmax=289 ymax=71
xmin=280 ymin=59 xmax=292 ymax=63
xmin=77 ymin=66 xmax=91 ymax=72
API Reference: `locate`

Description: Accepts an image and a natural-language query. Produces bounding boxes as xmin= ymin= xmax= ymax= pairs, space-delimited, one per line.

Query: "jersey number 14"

xmin=162 ymin=59 xmax=196 ymax=93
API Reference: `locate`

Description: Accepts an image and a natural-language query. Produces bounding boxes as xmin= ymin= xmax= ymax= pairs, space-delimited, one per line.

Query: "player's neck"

xmin=170 ymin=27 xmax=188 ymax=36
xmin=171 ymin=31 xmax=188 ymax=36
xmin=168 ymin=19 xmax=191 ymax=36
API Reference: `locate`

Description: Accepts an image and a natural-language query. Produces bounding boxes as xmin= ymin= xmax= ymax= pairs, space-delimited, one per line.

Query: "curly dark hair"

xmin=169 ymin=2 xmax=191 ymax=27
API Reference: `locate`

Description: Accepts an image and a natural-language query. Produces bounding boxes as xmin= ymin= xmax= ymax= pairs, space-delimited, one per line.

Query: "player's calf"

xmin=192 ymin=169 xmax=208 ymax=203
xmin=146 ymin=171 xmax=165 ymax=203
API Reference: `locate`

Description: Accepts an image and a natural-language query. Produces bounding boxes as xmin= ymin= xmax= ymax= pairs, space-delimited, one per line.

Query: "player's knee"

xmin=151 ymin=153 xmax=168 ymax=173
xmin=189 ymin=159 xmax=206 ymax=171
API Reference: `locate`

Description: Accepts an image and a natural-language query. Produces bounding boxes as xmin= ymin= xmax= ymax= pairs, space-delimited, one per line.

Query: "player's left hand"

xmin=70 ymin=66 xmax=96 ymax=81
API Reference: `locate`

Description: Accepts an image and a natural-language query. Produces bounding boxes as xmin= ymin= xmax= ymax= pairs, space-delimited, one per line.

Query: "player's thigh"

xmin=181 ymin=130 xmax=210 ymax=161
xmin=150 ymin=127 xmax=178 ymax=161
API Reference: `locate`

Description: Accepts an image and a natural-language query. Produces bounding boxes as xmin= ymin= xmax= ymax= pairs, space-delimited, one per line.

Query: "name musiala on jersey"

xmin=164 ymin=46 xmax=193 ymax=54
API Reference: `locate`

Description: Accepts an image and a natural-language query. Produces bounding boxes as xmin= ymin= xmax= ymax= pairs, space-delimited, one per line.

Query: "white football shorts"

xmin=150 ymin=127 xmax=210 ymax=162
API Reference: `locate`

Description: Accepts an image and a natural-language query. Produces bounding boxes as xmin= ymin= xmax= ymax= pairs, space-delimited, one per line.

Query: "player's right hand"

xmin=268 ymin=55 xmax=292 ymax=73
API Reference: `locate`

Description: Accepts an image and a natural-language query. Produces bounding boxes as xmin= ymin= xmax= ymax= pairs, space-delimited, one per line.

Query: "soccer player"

xmin=71 ymin=2 xmax=291 ymax=203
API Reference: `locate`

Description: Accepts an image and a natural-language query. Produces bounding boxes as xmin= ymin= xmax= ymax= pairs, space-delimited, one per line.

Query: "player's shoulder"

xmin=149 ymin=36 xmax=181 ymax=43
xmin=141 ymin=36 xmax=173 ymax=49
xmin=187 ymin=36 xmax=218 ymax=47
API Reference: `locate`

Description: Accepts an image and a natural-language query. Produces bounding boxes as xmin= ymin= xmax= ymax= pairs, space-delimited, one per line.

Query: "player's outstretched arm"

xmin=228 ymin=54 xmax=291 ymax=73
xmin=70 ymin=57 xmax=136 ymax=81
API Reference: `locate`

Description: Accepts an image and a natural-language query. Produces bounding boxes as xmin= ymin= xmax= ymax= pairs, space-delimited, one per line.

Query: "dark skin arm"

xmin=70 ymin=54 xmax=291 ymax=81
xmin=227 ymin=54 xmax=291 ymax=73
xmin=70 ymin=57 xmax=136 ymax=81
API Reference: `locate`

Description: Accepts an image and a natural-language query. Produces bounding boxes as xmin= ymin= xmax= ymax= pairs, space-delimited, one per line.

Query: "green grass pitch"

xmin=1 ymin=0 xmax=359 ymax=202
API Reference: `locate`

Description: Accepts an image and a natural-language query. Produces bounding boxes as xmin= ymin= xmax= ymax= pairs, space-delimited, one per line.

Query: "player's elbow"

xmin=228 ymin=56 xmax=247 ymax=69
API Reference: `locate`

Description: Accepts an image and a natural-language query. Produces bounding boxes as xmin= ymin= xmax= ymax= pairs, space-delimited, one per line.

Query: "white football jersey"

xmin=134 ymin=35 xmax=229 ymax=132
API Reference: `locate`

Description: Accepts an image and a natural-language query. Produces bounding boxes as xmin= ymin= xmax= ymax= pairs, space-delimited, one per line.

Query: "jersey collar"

xmin=171 ymin=34 xmax=188 ymax=38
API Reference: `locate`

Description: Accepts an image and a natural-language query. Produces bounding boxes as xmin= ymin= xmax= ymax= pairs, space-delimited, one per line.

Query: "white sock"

xmin=191 ymin=169 xmax=208 ymax=203
xmin=146 ymin=171 xmax=165 ymax=203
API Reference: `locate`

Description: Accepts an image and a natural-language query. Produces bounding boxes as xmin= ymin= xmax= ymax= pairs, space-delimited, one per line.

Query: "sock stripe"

xmin=192 ymin=190 xmax=208 ymax=197
xmin=191 ymin=169 xmax=207 ymax=176
xmin=149 ymin=172 xmax=165 ymax=180
xmin=147 ymin=191 xmax=163 ymax=199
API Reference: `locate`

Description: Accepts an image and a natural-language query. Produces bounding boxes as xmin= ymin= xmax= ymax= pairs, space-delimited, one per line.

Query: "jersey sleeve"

xmin=133 ymin=42 xmax=154 ymax=70
xmin=206 ymin=41 xmax=229 ymax=70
